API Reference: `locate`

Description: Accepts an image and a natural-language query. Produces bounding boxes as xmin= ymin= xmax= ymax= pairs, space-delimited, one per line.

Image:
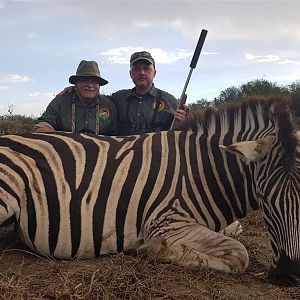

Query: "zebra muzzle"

xmin=268 ymin=254 xmax=300 ymax=286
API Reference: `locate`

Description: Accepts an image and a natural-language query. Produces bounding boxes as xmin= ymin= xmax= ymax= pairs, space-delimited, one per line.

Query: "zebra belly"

xmin=18 ymin=226 xmax=141 ymax=258
xmin=99 ymin=230 xmax=141 ymax=255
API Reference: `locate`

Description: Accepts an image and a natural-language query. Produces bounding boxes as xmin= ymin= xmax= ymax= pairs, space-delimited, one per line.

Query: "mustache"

xmin=83 ymin=87 xmax=96 ymax=91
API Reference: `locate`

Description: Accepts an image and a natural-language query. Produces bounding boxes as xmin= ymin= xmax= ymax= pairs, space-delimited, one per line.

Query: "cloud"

xmin=29 ymin=91 xmax=56 ymax=100
xmin=19 ymin=102 xmax=46 ymax=116
xmin=7 ymin=92 xmax=57 ymax=116
xmin=29 ymin=91 xmax=40 ymax=97
xmin=0 ymin=85 xmax=9 ymax=91
xmin=100 ymin=47 xmax=217 ymax=65
xmin=44 ymin=92 xmax=56 ymax=100
xmin=7 ymin=0 xmax=75 ymax=1
xmin=266 ymin=73 xmax=300 ymax=83
xmin=0 ymin=73 xmax=33 ymax=83
xmin=28 ymin=32 xmax=37 ymax=38
xmin=99 ymin=47 xmax=135 ymax=65
xmin=245 ymin=53 xmax=300 ymax=65
xmin=103 ymin=35 xmax=113 ymax=40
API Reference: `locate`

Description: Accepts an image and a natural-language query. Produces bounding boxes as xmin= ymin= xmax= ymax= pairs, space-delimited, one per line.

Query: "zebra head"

xmin=221 ymin=132 xmax=300 ymax=286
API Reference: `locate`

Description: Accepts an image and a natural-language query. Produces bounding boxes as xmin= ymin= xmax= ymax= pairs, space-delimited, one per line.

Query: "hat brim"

xmin=130 ymin=57 xmax=155 ymax=66
xmin=69 ymin=75 xmax=108 ymax=86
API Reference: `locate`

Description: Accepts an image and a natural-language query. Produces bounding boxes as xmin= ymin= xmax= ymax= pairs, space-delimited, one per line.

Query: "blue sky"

xmin=0 ymin=0 xmax=300 ymax=117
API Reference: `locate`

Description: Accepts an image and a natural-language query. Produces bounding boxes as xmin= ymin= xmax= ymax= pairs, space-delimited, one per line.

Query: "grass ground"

xmin=0 ymin=212 xmax=299 ymax=300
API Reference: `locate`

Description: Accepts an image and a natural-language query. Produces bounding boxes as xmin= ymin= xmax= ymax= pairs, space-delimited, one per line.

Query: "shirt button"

xmin=137 ymin=113 xmax=140 ymax=116
xmin=139 ymin=101 xmax=142 ymax=104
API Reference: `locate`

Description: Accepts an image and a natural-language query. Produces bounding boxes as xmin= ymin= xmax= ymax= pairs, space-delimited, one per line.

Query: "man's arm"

xmin=57 ymin=86 xmax=74 ymax=96
xmin=167 ymin=93 xmax=189 ymax=129
xmin=34 ymin=97 xmax=61 ymax=133
xmin=174 ymin=107 xmax=188 ymax=121
xmin=172 ymin=107 xmax=189 ymax=130
xmin=34 ymin=122 xmax=55 ymax=133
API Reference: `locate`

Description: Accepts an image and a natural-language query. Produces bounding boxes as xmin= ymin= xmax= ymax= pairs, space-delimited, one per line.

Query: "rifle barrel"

xmin=169 ymin=29 xmax=208 ymax=130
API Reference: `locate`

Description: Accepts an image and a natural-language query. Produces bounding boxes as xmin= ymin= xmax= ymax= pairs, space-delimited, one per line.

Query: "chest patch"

xmin=152 ymin=100 xmax=165 ymax=111
xmin=98 ymin=108 xmax=110 ymax=120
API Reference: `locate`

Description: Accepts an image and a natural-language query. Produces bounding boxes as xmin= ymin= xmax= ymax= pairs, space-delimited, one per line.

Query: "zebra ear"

xmin=219 ymin=138 xmax=272 ymax=162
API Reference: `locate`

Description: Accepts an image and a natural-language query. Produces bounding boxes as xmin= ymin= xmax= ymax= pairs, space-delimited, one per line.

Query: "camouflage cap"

xmin=130 ymin=51 xmax=155 ymax=66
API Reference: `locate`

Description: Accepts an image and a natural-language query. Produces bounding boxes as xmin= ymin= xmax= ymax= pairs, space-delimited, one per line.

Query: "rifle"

xmin=169 ymin=29 xmax=208 ymax=130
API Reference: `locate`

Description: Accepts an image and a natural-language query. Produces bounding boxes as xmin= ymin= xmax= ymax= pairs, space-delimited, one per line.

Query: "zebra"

xmin=0 ymin=96 xmax=299 ymax=286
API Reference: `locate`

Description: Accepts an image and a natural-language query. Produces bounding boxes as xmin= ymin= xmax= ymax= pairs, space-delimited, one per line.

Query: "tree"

xmin=214 ymin=79 xmax=290 ymax=107
xmin=214 ymin=86 xmax=241 ymax=106
xmin=187 ymin=98 xmax=212 ymax=112
xmin=0 ymin=105 xmax=36 ymax=135
xmin=188 ymin=78 xmax=300 ymax=127
xmin=288 ymin=80 xmax=300 ymax=116
xmin=239 ymin=79 xmax=289 ymax=97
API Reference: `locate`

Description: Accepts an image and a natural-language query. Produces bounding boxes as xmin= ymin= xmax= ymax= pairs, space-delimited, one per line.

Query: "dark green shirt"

xmin=110 ymin=85 xmax=178 ymax=135
xmin=37 ymin=91 xmax=117 ymax=135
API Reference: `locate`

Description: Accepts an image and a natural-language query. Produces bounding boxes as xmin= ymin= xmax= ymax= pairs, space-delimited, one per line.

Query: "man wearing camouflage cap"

xmin=111 ymin=51 xmax=187 ymax=135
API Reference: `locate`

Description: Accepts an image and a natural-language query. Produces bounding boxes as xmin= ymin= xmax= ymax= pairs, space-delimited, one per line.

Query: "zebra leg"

xmin=0 ymin=204 xmax=15 ymax=226
xmin=139 ymin=199 xmax=248 ymax=273
xmin=220 ymin=220 xmax=243 ymax=238
xmin=139 ymin=223 xmax=248 ymax=274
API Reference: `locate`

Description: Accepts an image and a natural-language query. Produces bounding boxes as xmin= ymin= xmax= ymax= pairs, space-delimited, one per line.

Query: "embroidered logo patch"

xmin=152 ymin=100 xmax=165 ymax=111
xmin=98 ymin=108 xmax=110 ymax=120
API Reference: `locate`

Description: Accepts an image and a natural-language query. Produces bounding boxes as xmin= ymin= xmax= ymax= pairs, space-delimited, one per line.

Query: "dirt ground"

xmin=0 ymin=212 xmax=299 ymax=300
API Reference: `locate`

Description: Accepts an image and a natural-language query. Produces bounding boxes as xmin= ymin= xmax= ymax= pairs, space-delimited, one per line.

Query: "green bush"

xmin=188 ymin=78 xmax=300 ymax=129
xmin=0 ymin=115 xmax=36 ymax=135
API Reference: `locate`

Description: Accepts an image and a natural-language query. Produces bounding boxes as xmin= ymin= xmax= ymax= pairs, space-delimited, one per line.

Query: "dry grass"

xmin=0 ymin=212 xmax=299 ymax=300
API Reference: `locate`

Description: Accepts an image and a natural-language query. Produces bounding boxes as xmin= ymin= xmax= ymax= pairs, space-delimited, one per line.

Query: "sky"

xmin=0 ymin=0 xmax=300 ymax=117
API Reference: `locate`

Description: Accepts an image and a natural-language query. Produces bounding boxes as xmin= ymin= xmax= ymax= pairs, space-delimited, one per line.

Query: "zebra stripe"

xmin=0 ymin=96 xmax=299 ymax=285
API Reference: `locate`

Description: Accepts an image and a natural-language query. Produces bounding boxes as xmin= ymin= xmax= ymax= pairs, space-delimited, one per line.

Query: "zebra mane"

xmin=184 ymin=96 xmax=298 ymax=162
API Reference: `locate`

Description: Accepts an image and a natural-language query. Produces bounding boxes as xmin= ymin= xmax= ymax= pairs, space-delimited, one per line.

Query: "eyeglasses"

xmin=77 ymin=77 xmax=100 ymax=84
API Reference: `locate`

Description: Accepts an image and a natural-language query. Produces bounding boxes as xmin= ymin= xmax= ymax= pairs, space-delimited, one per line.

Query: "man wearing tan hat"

xmin=34 ymin=60 xmax=117 ymax=135
xmin=111 ymin=51 xmax=187 ymax=135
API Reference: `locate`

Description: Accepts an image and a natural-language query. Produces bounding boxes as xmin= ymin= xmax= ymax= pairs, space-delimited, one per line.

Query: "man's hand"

xmin=172 ymin=105 xmax=189 ymax=130
xmin=57 ymin=86 xmax=74 ymax=96
xmin=169 ymin=94 xmax=188 ymax=130
xmin=174 ymin=107 xmax=188 ymax=122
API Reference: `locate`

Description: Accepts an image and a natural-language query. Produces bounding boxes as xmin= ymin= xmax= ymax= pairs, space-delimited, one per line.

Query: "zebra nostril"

xmin=268 ymin=271 xmax=300 ymax=287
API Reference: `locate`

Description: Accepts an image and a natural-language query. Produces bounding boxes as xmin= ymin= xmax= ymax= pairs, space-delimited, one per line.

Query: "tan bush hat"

xmin=69 ymin=60 xmax=108 ymax=86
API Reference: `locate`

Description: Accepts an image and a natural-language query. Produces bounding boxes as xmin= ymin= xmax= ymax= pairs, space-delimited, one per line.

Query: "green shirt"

xmin=37 ymin=91 xmax=117 ymax=135
xmin=110 ymin=85 xmax=178 ymax=135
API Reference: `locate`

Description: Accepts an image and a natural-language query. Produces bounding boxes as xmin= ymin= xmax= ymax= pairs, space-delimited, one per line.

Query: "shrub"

xmin=0 ymin=115 xmax=36 ymax=135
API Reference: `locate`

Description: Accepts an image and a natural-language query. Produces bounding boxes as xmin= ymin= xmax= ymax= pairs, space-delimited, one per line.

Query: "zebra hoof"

xmin=221 ymin=221 xmax=243 ymax=238
xmin=137 ymin=236 xmax=167 ymax=258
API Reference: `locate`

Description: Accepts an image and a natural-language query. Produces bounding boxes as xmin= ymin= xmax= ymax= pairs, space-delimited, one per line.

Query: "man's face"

xmin=75 ymin=77 xmax=100 ymax=102
xmin=130 ymin=61 xmax=156 ymax=91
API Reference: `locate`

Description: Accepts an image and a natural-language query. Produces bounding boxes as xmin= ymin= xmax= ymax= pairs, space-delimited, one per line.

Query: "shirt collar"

xmin=130 ymin=84 xmax=157 ymax=98
xmin=73 ymin=90 xmax=100 ymax=106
